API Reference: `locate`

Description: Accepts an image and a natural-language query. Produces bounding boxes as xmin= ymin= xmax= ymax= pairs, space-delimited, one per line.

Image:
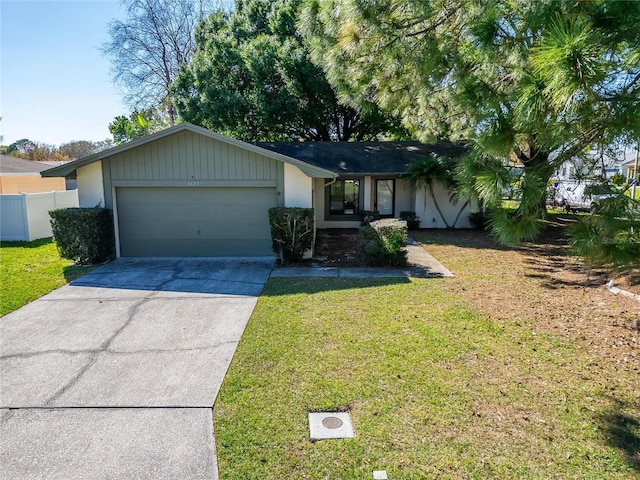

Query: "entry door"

xmin=375 ymin=179 xmax=394 ymax=216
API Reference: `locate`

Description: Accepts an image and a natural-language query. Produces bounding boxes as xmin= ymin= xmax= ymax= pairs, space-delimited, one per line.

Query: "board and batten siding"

xmin=101 ymin=130 xmax=285 ymax=208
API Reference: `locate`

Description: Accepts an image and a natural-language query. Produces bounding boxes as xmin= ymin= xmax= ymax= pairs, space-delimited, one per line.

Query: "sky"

xmin=1 ymin=0 xmax=127 ymax=147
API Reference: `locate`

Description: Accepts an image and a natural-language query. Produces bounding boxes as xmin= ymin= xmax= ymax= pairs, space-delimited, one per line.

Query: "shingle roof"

xmin=0 ymin=154 xmax=53 ymax=174
xmin=255 ymin=141 xmax=468 ymax=175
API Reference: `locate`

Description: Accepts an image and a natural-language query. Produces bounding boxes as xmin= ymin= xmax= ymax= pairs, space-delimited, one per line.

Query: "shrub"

xmin=360 ymin=210 xmax=380 ymax=226
xmin=268 ymin=207 xmax=315 ymax=263
xmin=359 ymin=218 xmax=408 ymax=267
xmin=399 ymin=211 xmax=421 ymax=230
xmin=468 ymin=211 xmax=488 ymax=229
xmin=49 ymin=208 xmax=115 ymax=265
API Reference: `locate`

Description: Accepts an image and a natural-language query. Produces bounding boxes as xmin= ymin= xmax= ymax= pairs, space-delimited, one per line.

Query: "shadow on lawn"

xmin=412 ymin=229 xmax=511 ymax=251
xmin=0 ymin=237 xmax=55 ymax=248
xmin=63 ymin=263 xmax=97 ymax=283
xmin=599 ymin=397 xmax=640 ymax=473
xmin=261 ymin=276 xmax=411 ymax=296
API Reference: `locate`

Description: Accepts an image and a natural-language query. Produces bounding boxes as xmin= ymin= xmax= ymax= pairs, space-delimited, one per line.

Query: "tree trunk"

xmin=429 ymin=184 xmax=452 ymax=228
xmin=451 ymin=200 xmax=470 ymax=228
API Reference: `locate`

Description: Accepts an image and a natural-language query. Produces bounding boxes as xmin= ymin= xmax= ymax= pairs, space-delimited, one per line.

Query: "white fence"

xmin=0 ymin=190 xmax=79 ymax=241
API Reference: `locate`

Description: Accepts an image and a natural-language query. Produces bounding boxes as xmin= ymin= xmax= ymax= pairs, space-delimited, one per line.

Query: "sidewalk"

xmin=271 ymin=237 xmax=453 ymax=279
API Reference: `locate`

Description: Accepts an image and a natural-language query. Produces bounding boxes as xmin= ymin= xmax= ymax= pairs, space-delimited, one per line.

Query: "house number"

xmin=187 ymin=181 xmax=200 ymax=186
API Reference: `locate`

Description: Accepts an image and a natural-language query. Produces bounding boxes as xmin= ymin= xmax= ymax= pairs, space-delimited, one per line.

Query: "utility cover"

xmin=308 ymin=412 xmax=355 ymax=440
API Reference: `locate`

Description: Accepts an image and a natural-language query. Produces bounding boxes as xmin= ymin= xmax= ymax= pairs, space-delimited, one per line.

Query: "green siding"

xmin=107 ymin=130 xmax=280 ymax=183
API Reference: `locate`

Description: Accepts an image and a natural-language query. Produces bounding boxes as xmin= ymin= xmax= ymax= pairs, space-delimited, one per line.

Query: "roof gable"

xmin=41 ymin=123 xmax=335 ymax=179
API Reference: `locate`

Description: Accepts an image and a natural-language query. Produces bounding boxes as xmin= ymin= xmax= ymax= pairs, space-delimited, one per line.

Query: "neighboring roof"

xmin=256 ymin=141 xmax=468 ymax=175
xmin=622 ymin=158 xmax=638 ymax=167
xmin=0 ymin=154 xmax=53 ymax=174
xmin=41 ymin=123 xmax=335 ymax=179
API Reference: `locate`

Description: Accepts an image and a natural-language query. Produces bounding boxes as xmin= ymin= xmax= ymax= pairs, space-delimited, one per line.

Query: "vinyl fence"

xmin=0 ymin=190 xmax=79 ymax=241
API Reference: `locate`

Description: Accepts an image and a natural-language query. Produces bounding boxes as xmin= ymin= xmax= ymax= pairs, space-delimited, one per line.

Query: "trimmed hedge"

xmin=359 ymin=218 xmax=408 ymax=267
xmin=268 ymin=207 xmax=315 ymax=263
xmin=49 ymin=208 xmax=115 ymax=265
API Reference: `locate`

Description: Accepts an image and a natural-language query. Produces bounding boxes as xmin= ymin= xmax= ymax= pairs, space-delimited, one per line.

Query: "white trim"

xmin=112 ymin=186 xmax=121 ymax=258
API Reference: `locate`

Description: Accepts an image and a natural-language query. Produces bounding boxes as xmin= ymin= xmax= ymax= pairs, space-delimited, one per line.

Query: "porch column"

xmin=363 ymin=176 xmax=372 ymax=211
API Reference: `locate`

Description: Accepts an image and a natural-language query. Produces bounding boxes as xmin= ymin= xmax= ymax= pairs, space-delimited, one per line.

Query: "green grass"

xmin=0 ymin=237 xmax=92 ymax=316
xmin=215 ymin=277 xmax=639 ymax=479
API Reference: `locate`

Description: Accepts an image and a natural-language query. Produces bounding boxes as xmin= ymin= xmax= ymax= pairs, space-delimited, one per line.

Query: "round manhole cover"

xmin=322 ymin=416 xmax=344 ymax=429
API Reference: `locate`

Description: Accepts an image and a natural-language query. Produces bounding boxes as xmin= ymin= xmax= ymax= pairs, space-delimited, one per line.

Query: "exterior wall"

xmin=0 ymin=174 xmax=65 ymax=194
xmin=394 ymin=179 xmax=413 ymax=215
xmin=101 ymin=130 xmax=284 ymax=209
xmin=0 ymin=190 xmax=79 ymax=241
xmin=284 ymin=163 xmax=312 ymax=208
xmin=363 ymin=175 xmax=373 ymax=211
xmin=413 ymin=183 xmax=472 ymax=228
xmin=77 ymin=161 xmax=105 ymax=207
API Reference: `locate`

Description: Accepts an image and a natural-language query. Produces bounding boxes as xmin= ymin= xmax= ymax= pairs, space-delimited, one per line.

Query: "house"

xmin=0 ymin=155 xmax=67 ymax=193
xmin=622 ymin=158 xmax=638 ymax=183
xmin=42 ymin=123 xmax=471 ymax=258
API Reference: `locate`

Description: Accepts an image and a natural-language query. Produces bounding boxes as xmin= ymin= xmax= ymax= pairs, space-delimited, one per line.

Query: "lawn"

xmin=0 ymin=238 xmax=92 ymax=316
xmin=214 ymin=225 xmax=639 ymax=479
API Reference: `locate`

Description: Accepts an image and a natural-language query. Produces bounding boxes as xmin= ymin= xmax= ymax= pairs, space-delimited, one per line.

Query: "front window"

xmin=329 ymin=179 xmax=360 ymax=216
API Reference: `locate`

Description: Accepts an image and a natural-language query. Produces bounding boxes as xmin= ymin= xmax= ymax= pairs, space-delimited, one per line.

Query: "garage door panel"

xmin=118 ymin=204 xmax=268 ymax=224
xmin=123 ymin=221 xmax=272 ymax=241
xmin=117 ymin=187 xmax=277 ymax=257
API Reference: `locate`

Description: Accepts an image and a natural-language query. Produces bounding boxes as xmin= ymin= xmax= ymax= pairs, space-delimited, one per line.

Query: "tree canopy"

xmin=172 ymin=0 xmax=406 ymax=141
xmin=2 ymin=138 xmax=112 ymax=161
xmin=103 ymin=0 xmax=220 ymax=123
xmin=300 ymin=0 xmax=640 ymax=241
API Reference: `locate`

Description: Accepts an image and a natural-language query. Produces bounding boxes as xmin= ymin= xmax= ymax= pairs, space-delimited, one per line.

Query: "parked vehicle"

xmin=551 ymin=181 xmax=615 ymax=212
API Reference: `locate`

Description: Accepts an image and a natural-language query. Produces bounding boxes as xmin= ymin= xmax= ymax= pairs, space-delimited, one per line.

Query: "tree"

xmin=103 ymin=0 xmax=220 ymax=123
xmin=6 ymin=139 xmax=70 ymax=162
xmin=403 ymin=154 xmax=469 ymax=229
xmin=108 ymin=110 xmax=162 ymax=144
xmin=59 ymin=140 xmax=113 ymax=160
xmin=300 ymin=0 xmax=640 ymax=242
xmin=570 ymin=186 xmax=640 ymax=272
xmin=172 ymin=0 xmax=406 ymax=141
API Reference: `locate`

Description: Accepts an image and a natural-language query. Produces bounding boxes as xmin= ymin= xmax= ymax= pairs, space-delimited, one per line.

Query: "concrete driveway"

xmin=0 ymin=257 xmax=274 ymax=479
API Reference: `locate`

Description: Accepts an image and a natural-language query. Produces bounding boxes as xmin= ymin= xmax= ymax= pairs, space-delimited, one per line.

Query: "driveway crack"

xmin=43 ymin=295 xmax=151 ymax=406
xmin=0 ymin=349 xmax=99 ymax=360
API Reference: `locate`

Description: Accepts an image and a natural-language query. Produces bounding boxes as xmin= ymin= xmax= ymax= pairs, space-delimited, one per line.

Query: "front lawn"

xmin=215 ymin=226 xmax=639 ymax=479
xmin=0 ymin=238 xmax=92 ymax=316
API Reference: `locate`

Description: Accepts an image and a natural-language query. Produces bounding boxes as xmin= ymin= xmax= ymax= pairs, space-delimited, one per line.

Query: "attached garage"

xmin=41 ymin=123 xmax=334 ymax=258
xmin=116 ymin=186 xmax=277 ymax=256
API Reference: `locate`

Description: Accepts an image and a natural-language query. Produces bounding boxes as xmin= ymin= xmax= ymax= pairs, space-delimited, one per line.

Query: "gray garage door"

xmin=116 ymin=187 xmax=277 ymax=257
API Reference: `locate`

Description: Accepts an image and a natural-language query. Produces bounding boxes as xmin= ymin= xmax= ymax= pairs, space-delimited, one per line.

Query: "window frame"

xmin=374 ymin=178 xmax=396 ymax=217
xmin=324 ymin=177 xmax=364 ymax=221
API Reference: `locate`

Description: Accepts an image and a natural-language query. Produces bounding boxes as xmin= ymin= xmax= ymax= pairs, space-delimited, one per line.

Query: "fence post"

xmin=21 ymin=193 xmax=30 ymax=241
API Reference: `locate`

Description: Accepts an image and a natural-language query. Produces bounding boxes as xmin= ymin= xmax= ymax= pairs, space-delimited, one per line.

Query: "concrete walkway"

xmin=0 ymin=257 xmax=274 ymax=480
xmin=271 ymin=236 xmax=453 ymax=278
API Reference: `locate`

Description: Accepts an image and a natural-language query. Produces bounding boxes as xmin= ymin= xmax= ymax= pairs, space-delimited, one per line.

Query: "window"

xmin=328 ymin=179 xmax=360 ymax=217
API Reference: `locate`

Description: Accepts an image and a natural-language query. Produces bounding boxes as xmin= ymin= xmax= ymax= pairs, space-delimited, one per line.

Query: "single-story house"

xmin=622 ymin=158 xmax=637 ymax=183
xmin=0 ymin=155 xmax=67 ymax=193
xmin=42 ymin=123 xmax=471 ymax=258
